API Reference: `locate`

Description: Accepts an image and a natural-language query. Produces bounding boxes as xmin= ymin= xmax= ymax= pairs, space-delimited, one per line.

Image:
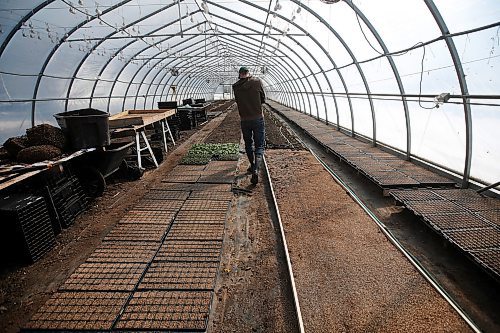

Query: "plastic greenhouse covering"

xmin=0 ymin=0 xmax=499 ymax=190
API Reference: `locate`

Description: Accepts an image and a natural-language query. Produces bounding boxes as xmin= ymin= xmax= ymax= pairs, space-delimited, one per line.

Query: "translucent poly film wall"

xmin=0 ymin=0 xmax=499 ymax=188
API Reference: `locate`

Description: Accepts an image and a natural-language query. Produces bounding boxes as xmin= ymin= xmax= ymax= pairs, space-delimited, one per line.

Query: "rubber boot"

xmin=247 ymin=152 xmax=255 ymax=174
xmin=247 ymin=163 xmax=255 ymax=174
xmin=251 ymin=154 xmax=263 ymax=185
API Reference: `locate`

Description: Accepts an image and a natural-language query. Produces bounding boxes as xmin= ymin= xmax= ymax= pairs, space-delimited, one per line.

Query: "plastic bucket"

xmin=54 ymin=108 xmax=110 ymax=149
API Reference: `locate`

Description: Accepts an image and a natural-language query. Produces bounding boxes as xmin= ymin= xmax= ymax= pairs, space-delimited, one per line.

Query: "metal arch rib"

xmin=423 ymin=0 xmax=472 ymax=188
xmin=163 ymin=48 xmax=290 ymax=105
xmin=153 ymin=17 xmax=314 ymax=116
xmin=172 ymin=42 xmax=298 ymax=109
xmin=172 ymin=48 xmax=293 ymax=104
xmin=239 ymin=0 xmax=340 ymax=127
xmin=30 ymin=0 xmax=133 ymax=124
xmin=125 ymin=34 xmax=203 ymax=111
xmin=66 ymin=1 xmax=182 ymax=111
xmin=125 ymin=18 xmax=303 ymax=112
xmin=345 ymin=0 xmax=411 ymax=159
xmin=104 ymin=22 xmax=205 ymax=113
xmin=290 ymin=0 xmax=375 ymax=142
xmin=0 ymin=1 xmax=55 ymax=58
xmin=205 ymin=3 xmax=316 ymax=116
xmin=214 ymin=0 xmax=329 ymax=120
xmin=152 ymin=16 xmax=314 ymax=116
xmin=89 ymin=14 xmax=203 ymax=110
xmin=148 ymin=17 xmax=311 ymax=113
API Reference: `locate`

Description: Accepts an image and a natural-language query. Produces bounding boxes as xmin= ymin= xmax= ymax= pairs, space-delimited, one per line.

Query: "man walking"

xmin=232 ymin=66 xmax=266 ymax=185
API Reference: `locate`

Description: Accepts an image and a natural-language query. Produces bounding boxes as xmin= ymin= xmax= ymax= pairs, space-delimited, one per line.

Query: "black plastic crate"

xmin=46 ymin=174 xmax=88 ymax=228
xmin=57 ymin=194 xmax=88 ymax=228
xmin=0 ymin=194 xmax=55 ymax=263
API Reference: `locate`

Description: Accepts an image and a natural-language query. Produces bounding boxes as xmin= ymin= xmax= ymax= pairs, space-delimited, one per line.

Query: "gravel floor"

xmin=266 ymin=150 xmax=471 ymax=333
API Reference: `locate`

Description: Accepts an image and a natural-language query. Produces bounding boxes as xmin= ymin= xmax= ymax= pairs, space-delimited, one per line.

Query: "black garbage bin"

xmin=54 ymin=108 xmax=110 ymax=149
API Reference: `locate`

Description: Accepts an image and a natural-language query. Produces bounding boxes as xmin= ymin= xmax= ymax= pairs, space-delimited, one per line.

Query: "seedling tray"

xmin=139 ymin=261 xmax=219 ymax=290
xmin=155 ymin=240 xmax=223 ymax=262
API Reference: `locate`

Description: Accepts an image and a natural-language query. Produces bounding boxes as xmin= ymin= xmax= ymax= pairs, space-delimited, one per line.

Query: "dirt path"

xmin=208 ymin=159 xmax=297 ymax=333
xmin=0 ymin=113 xmax=229 ymax=333
xmin=266 ymin=150 xmax=471 ymax=333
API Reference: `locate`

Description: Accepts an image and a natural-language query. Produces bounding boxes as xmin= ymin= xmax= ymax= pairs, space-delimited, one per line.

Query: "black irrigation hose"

xmin=273 ymin=107 xmax=482 ymax=333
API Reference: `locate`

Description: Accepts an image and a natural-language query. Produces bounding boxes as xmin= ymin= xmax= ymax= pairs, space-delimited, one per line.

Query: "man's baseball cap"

xmin=238 ymin=66 xmax=249 ymax=73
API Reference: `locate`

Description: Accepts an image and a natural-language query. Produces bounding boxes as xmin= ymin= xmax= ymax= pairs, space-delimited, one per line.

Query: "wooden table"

xmin=109 ymin=109 xmax=176 ymax=169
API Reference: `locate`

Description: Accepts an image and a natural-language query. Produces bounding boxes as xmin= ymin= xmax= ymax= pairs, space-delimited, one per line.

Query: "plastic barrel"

xmin=54 ymin=108 xmax=110 ymax=149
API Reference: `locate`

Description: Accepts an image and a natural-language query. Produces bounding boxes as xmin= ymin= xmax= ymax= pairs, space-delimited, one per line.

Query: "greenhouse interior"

xmin=0 ymin=0 xmax=499 ymax=332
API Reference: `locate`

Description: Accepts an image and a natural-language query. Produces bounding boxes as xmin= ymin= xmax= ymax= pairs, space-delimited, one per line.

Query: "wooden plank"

xmin=109 ymin=109 xmax=175 ymax=129
xmin=128 ymin=109 xmax=173 ymax=115
xmin=0 ymin=170 xmax=44 ymax=191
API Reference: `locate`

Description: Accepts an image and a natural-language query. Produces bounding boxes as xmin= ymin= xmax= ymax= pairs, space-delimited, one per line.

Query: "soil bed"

xmin=263 ymin=106 xmax=303 ymax=149
xmin=266 ymin=149 xmax=470 ymax=333
xmin=204 ymin=106 xmax=241 ymax=144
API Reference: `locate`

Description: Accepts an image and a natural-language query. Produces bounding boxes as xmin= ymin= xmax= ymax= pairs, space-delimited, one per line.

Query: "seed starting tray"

xmin=390 ymin=189 xmax=444 ymax=203
xmin=279 ymin=109 xmax=459 ymax=190
xmin=104 ymin=224 xmax=168 ymax=243
xmin=87 ymin=242 xmax=159 ymax=263
xmin=151 ymin=182 xmax=196 ymax=191
xmin=404 ymin=200 xmax=464 ymax=216
xmin=175 ymin=210 xmax=228 ymax=223
xmin=189 ymin=191 xmax=234 ymax=201
xmin=134 ymin=199 xmax=184 ymax=212
xmin=114 ymin=290 xmax=212 ymax=331
xmin=457 ymin=198 xmax=500 ymax=212
xmin=470 ymin=248 xmax=500 ymax=278
xmin=0 ymin=194 xmax=56 ymax=262
xmin=166 ymin=223 xmax=225 ymax=241
xmin=139 ymin=261 xmax=219 ymax=290
xmin=155 ymin=240 xmax=223 ymax=262
xmin=23 ymin=291 xmax=130 ymax=331
xmin=60 ymin=262 xmax=147 ymax=292
xmin=423 ymin=212 xmax=493 ymax=231
xmin=120 ymin=210 xmax=176 ymax=224
xmin=168 ymin=170 xmax=204 ymax=176
xmin=162 ymin=174 xmax=201 ymax=183
xmin=191 ymin=183 xmax=232 ymax=192
xmin=171 ymin=165 xmax=207 ymax=172
xmin=143 ymin=190 xmax=191 ymax=201
xmin=444 ymin=228 xmax=500 ymax=250
xmin=204 ymin=161 xmax=238 ymax=171
xmin=477 ymin=210 xmax=500 ymax=226
xmin=432 ymin=189 xmax=483 ymax=201
xmin=369 ymin=172 xmax=420 ymax=187
xmin=181 ymin=200 xmax=230 ymax=211
xmin=197 ymin=175 xmax=235 ymax=184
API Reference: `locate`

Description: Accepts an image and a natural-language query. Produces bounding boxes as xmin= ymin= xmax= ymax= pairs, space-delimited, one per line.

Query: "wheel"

xmin=76 ymin=166 xmax=106 ymax=197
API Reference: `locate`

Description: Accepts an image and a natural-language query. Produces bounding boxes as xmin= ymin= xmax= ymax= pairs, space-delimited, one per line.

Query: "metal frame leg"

xmin=135 ymin=131 xmax=158 ymax=168
xmin=161 ymin=121 xmax=168 ymax=153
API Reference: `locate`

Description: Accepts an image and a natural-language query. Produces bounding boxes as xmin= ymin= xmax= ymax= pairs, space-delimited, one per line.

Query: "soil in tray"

xmin=263 ymin=107 xmax=304 ymax=149
xmin=204 ymin=107 xmax=241 ymax=144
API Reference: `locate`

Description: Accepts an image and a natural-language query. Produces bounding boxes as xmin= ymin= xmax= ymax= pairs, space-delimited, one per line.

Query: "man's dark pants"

xmin=241 ymin=117 xmax=265 ymax=172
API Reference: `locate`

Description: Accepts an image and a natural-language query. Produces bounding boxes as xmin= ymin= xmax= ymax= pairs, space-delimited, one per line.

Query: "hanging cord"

xmin=354 ymin=5 xmax=383 ymax=55
xmin=418 ymin=44 xmax=436 ymax=110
